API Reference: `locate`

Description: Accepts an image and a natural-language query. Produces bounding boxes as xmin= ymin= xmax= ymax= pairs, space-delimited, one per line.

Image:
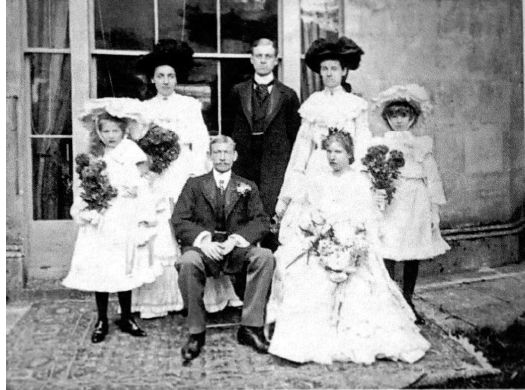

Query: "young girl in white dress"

xmin=268 ymin=131 xmax=431 ymax=365
xmin=370 ymin=84 xmax=450 ymax=324
xmin=131 ymin=39 xmax=241 ymax=318
xmin=63 ymin=103 xmax=160 ymax=343
xmin=275 ymin=37 xmax=372 ymax=218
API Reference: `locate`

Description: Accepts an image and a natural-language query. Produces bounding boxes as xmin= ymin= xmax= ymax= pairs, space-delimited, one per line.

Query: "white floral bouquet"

xmin=297 ymin=210 xmax=369 ymax=283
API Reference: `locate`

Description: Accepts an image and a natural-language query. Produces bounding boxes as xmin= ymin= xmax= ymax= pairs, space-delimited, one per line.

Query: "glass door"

xmin=24 ymin=0 xmax=77 ymax=279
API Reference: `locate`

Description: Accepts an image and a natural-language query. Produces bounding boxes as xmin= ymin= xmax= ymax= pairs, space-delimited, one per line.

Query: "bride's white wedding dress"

xmin=267 ymin=168 xmax=431 ymax=365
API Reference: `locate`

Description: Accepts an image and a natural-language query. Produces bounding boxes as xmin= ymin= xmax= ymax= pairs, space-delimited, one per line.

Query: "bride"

xmin=267 ymin=131 xmax=431 ymax=365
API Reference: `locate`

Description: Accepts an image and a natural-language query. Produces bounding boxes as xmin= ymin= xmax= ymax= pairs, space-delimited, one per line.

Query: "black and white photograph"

xmin=5 ymin=0 xmax=525 ymax=388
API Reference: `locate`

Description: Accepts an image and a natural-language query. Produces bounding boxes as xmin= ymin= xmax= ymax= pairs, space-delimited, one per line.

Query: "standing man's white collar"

xmin=213 ymin=169 xmax=232 ymax=188
xmin=254 ymin=73 xmax=274 ymax=86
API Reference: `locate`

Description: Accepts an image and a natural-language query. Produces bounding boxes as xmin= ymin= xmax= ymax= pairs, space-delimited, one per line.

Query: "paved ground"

xmin=416 ymin=262 xmax=525 ymax=333
xmin=7 ymin=262 xmax=524 ymax=389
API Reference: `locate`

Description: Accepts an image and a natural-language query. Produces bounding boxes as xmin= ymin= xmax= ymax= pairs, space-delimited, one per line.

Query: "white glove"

xmin=76 ymin=209 xmax=102 ymax=226
xmin=121 ymin=186 xmax=138 ymax=198
xmin=275 ymin=197 xmax=291 ymax=219
xmin=373 ymin=189 xmax=387 ymax=211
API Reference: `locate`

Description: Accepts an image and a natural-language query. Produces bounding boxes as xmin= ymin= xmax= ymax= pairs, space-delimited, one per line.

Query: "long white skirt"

xmin=268 ymin=251 xmax=431 ymax=365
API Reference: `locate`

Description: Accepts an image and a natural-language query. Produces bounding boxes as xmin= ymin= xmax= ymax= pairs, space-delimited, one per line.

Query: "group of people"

xmin=63 ymin=36 xmax=450 ymax=366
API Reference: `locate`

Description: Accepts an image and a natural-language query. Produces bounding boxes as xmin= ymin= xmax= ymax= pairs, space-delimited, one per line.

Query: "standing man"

xmin=225 ymin=38 xmax=301 ymax=249
xmin=172 ymin=136 xmax=275 ymax=362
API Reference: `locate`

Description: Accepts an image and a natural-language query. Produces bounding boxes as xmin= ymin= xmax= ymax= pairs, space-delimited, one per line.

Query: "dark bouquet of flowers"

xmin=137 ymin=125 xmax=180 ymax=174
xmin=361 ymin=145 xmax=405 ymax=209
xmin=75 ymin=153 xmax=118 ymax=212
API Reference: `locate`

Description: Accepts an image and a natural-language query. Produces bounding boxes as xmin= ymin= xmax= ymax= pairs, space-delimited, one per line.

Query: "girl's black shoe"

xmin=414 ymin=311 xmax=426 ymax=325
xmin=91 ymin=320 xmax=109 ymax=343
xmin=115 ymin=317 xmax=147 ymax=337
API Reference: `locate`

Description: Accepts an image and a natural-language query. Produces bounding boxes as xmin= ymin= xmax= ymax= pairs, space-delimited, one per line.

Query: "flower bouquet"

xmin=137 ymin=125 xmax=180 ymax=174
xmin=297 ymin=211 xmax=369 ymax=283
xmin=75 ymin=153 xmax=118 ymax=213
xmin=361 ymin=145 xmax=405 ymax=210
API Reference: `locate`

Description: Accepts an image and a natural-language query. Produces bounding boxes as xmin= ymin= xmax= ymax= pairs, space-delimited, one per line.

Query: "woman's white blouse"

xmin=141 ymin=93 xmax=210 ymax=177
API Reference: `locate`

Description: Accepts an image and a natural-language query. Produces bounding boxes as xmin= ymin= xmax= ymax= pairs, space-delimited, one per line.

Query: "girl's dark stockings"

xmin=95 ymin=292 xmax=109 ymax=322
xmin=95 ymin=290 xmax=132 ymax=321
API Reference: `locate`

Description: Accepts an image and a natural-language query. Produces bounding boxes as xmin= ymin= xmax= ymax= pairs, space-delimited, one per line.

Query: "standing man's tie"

xmin=219 ymin=179 xmax=226 ymax=194
xmin=255 ymin=82 xmax=271 ymax=103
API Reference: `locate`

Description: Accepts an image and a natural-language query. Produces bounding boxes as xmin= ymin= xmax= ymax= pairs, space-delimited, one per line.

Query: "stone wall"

xmin=6 ymin=0 xmax=26 ymax=289
xmin=345 ymin=0 xmax=524 ymax=228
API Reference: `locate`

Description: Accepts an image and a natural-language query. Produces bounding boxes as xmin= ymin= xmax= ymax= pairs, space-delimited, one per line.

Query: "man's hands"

xmin=200 ymin=237 xmax=237 ymax=261
xmin=219 ymin=238 xmax=236 ymax=256
xmin=200 ymin=240 xmax=224 ymax=261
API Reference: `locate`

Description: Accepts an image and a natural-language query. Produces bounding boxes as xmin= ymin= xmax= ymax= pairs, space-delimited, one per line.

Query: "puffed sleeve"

xmin=187 ymin=99 xmax=211 ymax=176
xmin=277 ymin=119 xmax=315 ymax=202
xmin=418 ymin=136 xmax=447 ymax=205
xmin=117 ymin=138 xmax=148 ymax=166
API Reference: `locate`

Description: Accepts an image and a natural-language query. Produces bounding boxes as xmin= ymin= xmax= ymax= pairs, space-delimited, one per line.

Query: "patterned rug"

xmin=7 ymin=299 xmax=498 ymax=389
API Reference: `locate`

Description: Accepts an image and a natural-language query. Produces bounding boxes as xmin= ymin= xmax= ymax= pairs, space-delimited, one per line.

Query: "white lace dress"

xmin=63 ymin=139 xmax=161 ymax=293
xmin=278 ymin=86 xmax=372 ymax=202
xmin=268 ymin=169 xmax=431 ymax=365
xmin=132 ymin=93 xmax=241 ymax=318
xmin=371 ymin=131 xmax=450 ymax=261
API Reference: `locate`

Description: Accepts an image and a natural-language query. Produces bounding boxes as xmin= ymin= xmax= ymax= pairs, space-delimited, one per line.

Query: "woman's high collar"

xmin=154 ymin=92 xmax=177 ymax=101
xmin=384 ymin=130 xmax=414 ymax=140
xmin=323 ymin=85 xmax=345 ymax=96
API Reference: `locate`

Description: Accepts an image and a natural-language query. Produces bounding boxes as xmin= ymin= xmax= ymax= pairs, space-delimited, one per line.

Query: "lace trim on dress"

xmin=299 ymin=91 xmax=368 ymax=128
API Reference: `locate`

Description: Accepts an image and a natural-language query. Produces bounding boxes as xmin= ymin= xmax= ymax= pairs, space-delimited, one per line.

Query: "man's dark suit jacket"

xmin=224 ymin=79 xmax=301 ymax=217
xmin=171 ymin=171 xmax=270 ymax=276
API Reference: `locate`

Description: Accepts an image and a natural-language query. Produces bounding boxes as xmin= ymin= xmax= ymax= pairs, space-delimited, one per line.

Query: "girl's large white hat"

xmin=371 ymin=84 xmax=433 ymax=123
xmin=79 ymin=97 xmax=149 ymax=140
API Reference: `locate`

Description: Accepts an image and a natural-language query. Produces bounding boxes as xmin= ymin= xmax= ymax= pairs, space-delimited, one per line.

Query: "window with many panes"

xmin=93 ymin=0 xmax=278 ymax=135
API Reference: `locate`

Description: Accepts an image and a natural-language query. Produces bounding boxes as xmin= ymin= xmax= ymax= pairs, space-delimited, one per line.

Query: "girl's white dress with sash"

xmin=63 ymin=139 xmax=161 ymax=292
xmin=373 ymin=131 xmax=450 ymax=261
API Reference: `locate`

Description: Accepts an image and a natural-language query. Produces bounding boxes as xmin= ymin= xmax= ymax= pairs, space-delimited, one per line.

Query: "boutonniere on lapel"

xmin=236 ymin=182 xmax=252 ymax=197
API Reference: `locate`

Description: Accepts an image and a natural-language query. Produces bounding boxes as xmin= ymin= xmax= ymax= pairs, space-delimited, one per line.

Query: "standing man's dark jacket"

xmin=225 ymin=79 xmax=301 ymax=218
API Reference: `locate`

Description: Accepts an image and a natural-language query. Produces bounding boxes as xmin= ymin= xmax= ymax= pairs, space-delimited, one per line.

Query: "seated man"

xmin=172 ymin=135 xmax=275 ymax=362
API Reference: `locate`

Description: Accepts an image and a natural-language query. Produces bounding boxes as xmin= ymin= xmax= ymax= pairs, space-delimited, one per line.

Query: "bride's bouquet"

xmin=75 ymin=153 xmax=118 ymax=213
xmin=298 ymin=210 xmax=369 ymax=283
xmin=361 ymin=145 xmax=405 ymax=210
xmin=137 ymin=125 xmax=180 ymax=174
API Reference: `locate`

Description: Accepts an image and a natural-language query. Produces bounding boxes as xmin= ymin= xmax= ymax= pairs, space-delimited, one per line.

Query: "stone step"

xmin=6 ymin=244 xmax=24 ymax=291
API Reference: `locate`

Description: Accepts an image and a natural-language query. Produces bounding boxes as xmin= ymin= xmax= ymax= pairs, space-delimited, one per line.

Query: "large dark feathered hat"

xmin=305 ymin=37 xmax=364 ymax=74
xmin=136 ymin=39 xmax=195 ymax=81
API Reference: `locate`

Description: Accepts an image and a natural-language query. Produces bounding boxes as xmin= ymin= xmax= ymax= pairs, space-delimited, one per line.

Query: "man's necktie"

xmin=218 ymin=179 xmax=225 ymax=195
xmin=255 ymin=81 xmax=273 ymax=102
